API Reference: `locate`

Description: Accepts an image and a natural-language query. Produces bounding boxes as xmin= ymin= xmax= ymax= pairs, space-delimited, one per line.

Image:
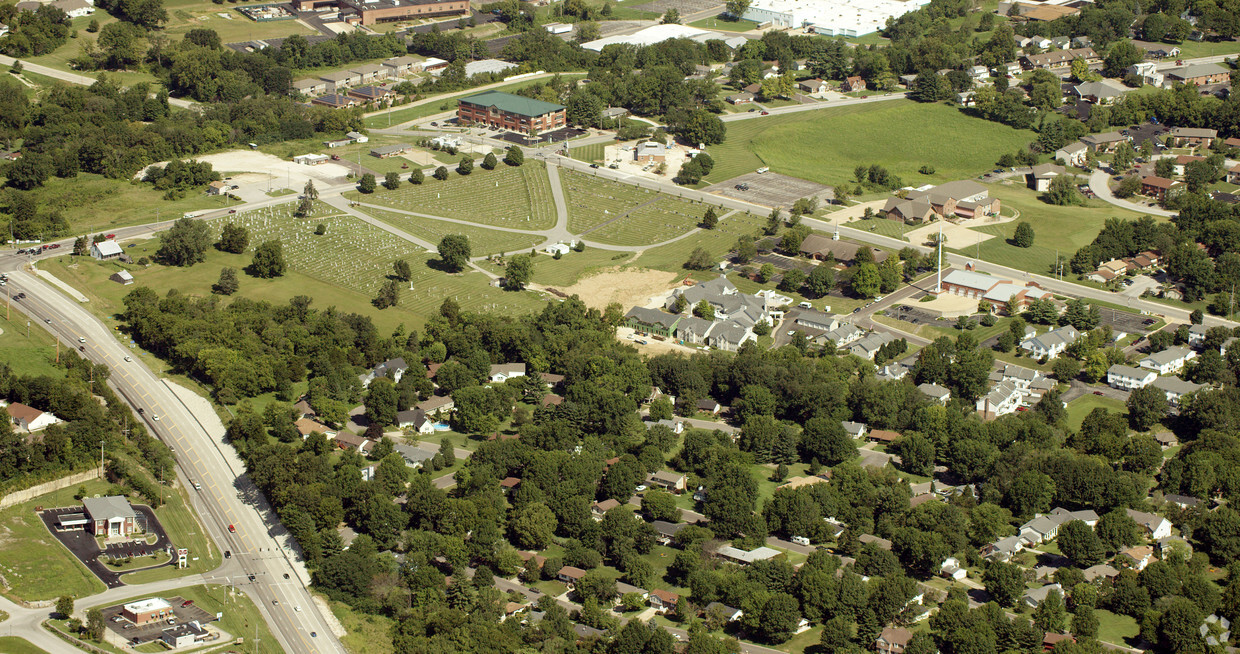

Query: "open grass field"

xmin=330 ymin=598 xmax=395 ymax=654
xmin=569 ymin=142 xmax=606 ymax=164
xmin=162 ymin=0 xmax=317 ymax=44
xmin=845 ymin=216 xmax=918 ymax=240
xmin=26 ymin=11 xmax=158 ymax=86
xmin=0 ymin=637 xmax=48 ymax=654
xmin=94 ymin=584 xmax=282 ymax=654
xmin=260 ymin=136 xmax=436 ymax=176
xmin=482 ymin=248 xmax=636 ymax=287
xmin=1096 ymin=609 xmax=1140 ymax=647
xmin=635 ymin=210 xmax=766 ymax=274
xmin=1065 ymin=394 xmax=1127 ymax=431
xmin=585 ymin=196 xmax=711 ymax=246
xmin=957 ymin=184 xmax=1148 ymax=276
xmin=346 ymin=161 xmax=558 ymax=231
xmin=362 ymin=74 xmax=588 ymax=128
xmin=703 ymin=101 xmax=1037 ymax=186
xmin=0 ymin=308 xmax=63 ymax=377
xmin=354 ymin=205 xmax=544 ymax=256
xmin=0 ymin=479 xmax=110 ymax=602
xmin=42 ymin=203 xmax=545 ymax=332
xmin=688 ymin=16 xmax=758 ymax=31
xmin=31 ymin=174 xmax=224 ymax=234
xmin=561 ymin=169 xmax=670 ymax=233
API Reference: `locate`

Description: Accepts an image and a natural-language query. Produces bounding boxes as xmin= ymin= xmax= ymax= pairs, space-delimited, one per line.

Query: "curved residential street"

xmin=1088 ymin=168 xmax=1175 ymax=217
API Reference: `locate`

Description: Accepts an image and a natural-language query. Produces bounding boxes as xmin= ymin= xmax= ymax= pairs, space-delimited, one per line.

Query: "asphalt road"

xmin=0 ymin=262 xmax=345 ymax=654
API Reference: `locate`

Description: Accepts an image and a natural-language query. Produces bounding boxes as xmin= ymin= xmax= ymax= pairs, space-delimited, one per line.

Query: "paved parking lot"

xmin=101 ymin=596 xmax=219 ymax=647
xmin=1119 ymin=274 xmax=1159 ymax=298
xmin=39 ymin=504 xmax=173 ymax=588
xmin=886 ymin=304 xmax=942 ymax=325
xmin=751 ymin=252 xmax=817 ymax=274
xmin=705 ymin=172 xmax=832 ymax=209
xmin=1097 ymin=304 xmax=1156 ymax=334
xmin=498 ymin=127 xmax=588 ymax=146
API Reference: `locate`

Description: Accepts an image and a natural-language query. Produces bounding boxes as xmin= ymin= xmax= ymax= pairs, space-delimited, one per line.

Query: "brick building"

xmin=293 ymin=0 xmax=468 ymax=25
xmin=457 ymin=91 xmax=566 ymax=132
xmin=122 ymin=598 xmax=172 ymax=625
xmin=83 ymin=496 xmax=137 ymax=537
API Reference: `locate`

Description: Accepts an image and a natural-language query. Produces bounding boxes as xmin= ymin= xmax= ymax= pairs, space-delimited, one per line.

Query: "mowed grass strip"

xmin=638 ymin=211 xmax=767 ymax=274
xmin=586 ymin=196 xmax=710 ymax=246
xmin=511 ymin=248 xmax=637 ymax=288
xmin=0 ymin=479 xmax=110 ymax=602
xmin=956 ymin=183 xmax=1149 ymax=275
xmin=704 ymin=101 xmax=1036 ymax=186
xmin=356 ymin=205 xmax=544 ymax=256
xmin=346 ymin=162 xmax=557 ymax=230
xmin=561 ymin=169 xmax=671 ymax=233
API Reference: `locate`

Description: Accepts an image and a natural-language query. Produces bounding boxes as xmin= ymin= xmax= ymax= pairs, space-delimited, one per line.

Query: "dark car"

xmin=1093 ymin=391 xmax=1105 ymax=395
xmin=224 ymin=550 xmax=231 ymax=558
xmin=1143 ymin=318 xmax=1157 ymax=325
xmin=760 ymin=110 xmax=769 ymax=115
xmin=589 ymin=163 xmax=599 ymax=168
xmin=228 ymin=209 xmax=236 ymax=214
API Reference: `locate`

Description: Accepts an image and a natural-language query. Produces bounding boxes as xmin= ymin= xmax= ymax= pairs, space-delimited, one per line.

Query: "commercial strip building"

xmin=739 ymin=0 xmax=930 ymax=36
xmin=291 ymin=0 xmax=467 ymax=25
xmin=457 ymin=91 xmax=566 ymax=133
xmin=936 ymin=269 xmax=1053 ymax=313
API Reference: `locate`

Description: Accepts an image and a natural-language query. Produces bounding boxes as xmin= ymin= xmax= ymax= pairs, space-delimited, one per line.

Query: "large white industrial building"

xmin=741 ymin=0 xmax=931 ymax=36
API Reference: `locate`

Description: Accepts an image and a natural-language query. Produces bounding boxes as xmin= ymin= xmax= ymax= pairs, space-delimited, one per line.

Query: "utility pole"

xmin=936 ymin=223 xmax=943 ymax=293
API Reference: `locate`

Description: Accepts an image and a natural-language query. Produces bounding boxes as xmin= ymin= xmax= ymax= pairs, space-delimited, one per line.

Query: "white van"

xmin=756 ymin=166 xmax=769 ymax=174
xmin=798 ymin=301 xmax=812 ymax=309
xmin=791 ymin=535 xmax=811 ymax=546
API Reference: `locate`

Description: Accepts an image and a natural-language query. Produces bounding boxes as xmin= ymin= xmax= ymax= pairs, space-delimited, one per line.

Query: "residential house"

xmin=557 ymin=566 xmax=586 ymax=585
xmin=1128 ymin=61 xmax=1164 ymax=86
xmin=1049 ymin=507 xmax=1100 ymax=527
xmin=704 ymin=602 xmax=743 ymax=623
xmin=1164 ymin=493 xmax=1202 ymax=510
xmin=500 ymin=477 xmax=522 ymax=494
xmin=1150 ymin=376 xmax=1204 ymax=406
xmin=696 ymin=398 xmax=721 ymax=414
xmin=1169 ymin=126 xmax=1219 ymax=147
xmin=332 ymin=431 xmax=372 ymax=454
xmin=876 ymin=627 xmax=913 ymax=654
xmin=591 ymin=499 xmax=621 ymax=520
xmin=1026 ymin=163 xmax=1066 ymax=192
xmin=842 ymin=421 xmax=867 ymax=439
xmin=940 ymin=557 xmax=967 ymax=580
xmin=1139 ymin=346 xmax=1196 ymax=375
xmin=876 ymin=363 xmax=909 ymax=381
xmin=381 ymin=55 xmax=421 ymax=76
xmin=1022 ymin=583 xmax=1063 ymax=609
xmin=393 ymin=443 xmax=437 ymax=468
xmin=649 ymin=589 xmax=679 ymax=613
xmin=726 ymin=92 xmax=755 ymax=104
xmin=1082 ymin=563 xmax=1120 ymax=582
xmin=1021 ymin=325 xmax=1080 ymax=359
xmin=1119 ymin=545 xmax=1155 ymax=571
xmin=842 ymin=76 xmax=866 ymax=92
xmin=956 ymin=91 xmax=976 ymax=107
xmin=1126 ymin=509 xmax=1173 ymax=540
xmin=715 ymin=546 xmax=781 ymax=565
xmin=984 ymin=535 xmax=1024 ymax=561
xmin=1019 ymin=515 xmax=1062 ymax=545
xmin=371 ymin=144 xmax=412 ymax=158
xmin=918 ymin=383 xmax=951 ymax=405
xmin=647 ymin=418 xmax=685 ymax=434
xmin=361 ymin=357 xmax=409 ymax=387
xmin=1080 ymin=131 xmax=1127 ymax=153
xmin=4 ymin=402 xmax=61 ymax=432
xmin=295 ymin=418 xmax=335 ymax=439
xmin=207 ymin=180 xmax=227 ymax=196
xmin=968 ymin=64 xmax=989 ymax=80
xmin=859 ymin=534 xmax=893 ymax=551
xmin=651 ymin=520 xmax=685 ymax=545
xmin=797 ymin=78 xmax=828 ymax=94
xmin=396 ymin=408 xmax=435 ymax=435
xmin=1043 ymin=634 xmax=1076 ymax=651
xmin=648 ymin=471 xmax=687 ymax=493
xmin=91 ymin=240 xmax=123 ymax=260
xmin=320 ymin=69 xmax=362 ymax=90
xmin=1132 ymin=40 xmax=1180 ymax=59
xmin=1172 ymin=155 xmax=1206 ymax=176
xmin=350 ymin=63 xmax=389 ymax=85
xmin=417 ymin=394 xmax=455 ymax=417
xmin=1154 ymin=431 xmax=1179 ymax=448
xmin=1107 ymin=364 xmax=1157 ymax=390
xmin=867 ymin=429 xmax=900 ymax=444
xmin=1055 ymin=141 xmax=1089 ymax=167
xmin=489 ymin=363 xmax=526 ymax=383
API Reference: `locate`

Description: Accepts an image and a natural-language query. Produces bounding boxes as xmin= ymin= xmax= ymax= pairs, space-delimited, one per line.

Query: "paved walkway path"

xmin=544 ymin=163 xmax=575 ymax=244
xmin=1089 ymin=169 xmax=1174 ymax=217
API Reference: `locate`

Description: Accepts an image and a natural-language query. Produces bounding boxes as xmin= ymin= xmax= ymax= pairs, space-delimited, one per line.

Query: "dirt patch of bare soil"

xmin=558 ymin=267 xmax=680 ymax=310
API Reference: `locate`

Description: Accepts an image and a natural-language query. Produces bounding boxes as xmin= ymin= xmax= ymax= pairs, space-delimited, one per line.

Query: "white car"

xmin=152 ymin=414 xmax=160 ymax=421
xmin=123 ymin=355 xmax=132 ymax=362
xmin=295 ymin=606 xmax=302 ymax=612
xmin=635 ymin=485 xmax=648 ymax=492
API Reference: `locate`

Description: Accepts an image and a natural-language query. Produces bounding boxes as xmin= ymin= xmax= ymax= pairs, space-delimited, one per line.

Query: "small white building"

xmin=293 ymin=153 xmax=330 ymax=165
xmin=4 ymin=402 xmax=62 ymax=432
xmin=90 ymin=240 xmax=123 ymax=260
xmin=544 ymin=243 xmax=572 ymax=256
xmin=489 ymin=363 xmax=527 ymax=383
xmin=346 ymin=131 xmax=369 ymax=143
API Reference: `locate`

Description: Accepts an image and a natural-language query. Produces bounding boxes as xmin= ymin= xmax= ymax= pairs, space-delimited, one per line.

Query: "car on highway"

xmin=273 ymin=600 xmax=279 ymax=606
xmin=124 ymin=355 xmax=132 ymax=362
xmin=105 ymin=233 xmax=115 ymax=239
xmin=312 ymin=632 xmax=317 ymax=638
xmin=78 ymin=336 xmax=85 ymax=343
xmin=43 ymin=318 xmax=51 ymax=324
xmin=194 ymin=482 xmax=201 ymax=490
xmin=589 ymin=163 xmax=599 ymax=168
xmin=760 ymin=110 xmax=769 ymax=115
xmin=229 ymin=524 xmax=236 ymax=533
xmin=137 ymin=408 xmax=144 ymax=414
xmin=228 ymin=209 xmax=236 ymax=214
xmin=295 ymin=606 xmax=301 ymax=612
xmin=224 ymin=550 xmax=231 ymax=558
xmin=50 ymin=244 xmax=59 ymax=249
xmin=284 ymin=573 xmax=290 ymax=579
xmin=152 ymin=414 xmax=160 ymax=421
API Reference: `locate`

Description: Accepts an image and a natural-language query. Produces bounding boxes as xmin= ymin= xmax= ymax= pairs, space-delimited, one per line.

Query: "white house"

xmin=940 ymin=557 xmax=967 ymax=580
xmin=842 ymin=421 xmax=867 ymax=439
xmin=544 ymin=243 xmax=572 ymax=256
xmin=489 ymin=363 xmax=527 ymax=383
xmin=1139 ymin=346 xmax=1197 ymax=375
xmin=90 ymin=240 xmax=123 ymax=260
xmin=1021 ymin=325 xmax=1079 ymax=359
xmin=1187 ymin=323 xmax=1211 ymax=347
xmin=4 ymin=402 xmax=61 ymax=432
xmin=1126 ymin=509 xmax=1173 ymax=540
xmin=1055 ymin=142 xmax=1088 ymax=167
xmin=1019 ymin=515 xmax=1061 ymax=545
xmin=1108 ymin=364 xmax=1157 ymax=390
xmin=1022 ymin=583 xmax=1063 ymax=609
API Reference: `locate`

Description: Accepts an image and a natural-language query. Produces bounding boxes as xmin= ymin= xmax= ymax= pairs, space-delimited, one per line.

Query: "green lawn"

xmin=584 ymin=196 xmax=713 ymax=246
xmin=0 ymin=637 xmax=48 ymax=654
xmin=0 ymin=479 xmax=110 ymax=602
xmin=1095 ymin=609 xmax=1140 ymax=646
xmin=561 ymin=168 xmax=696 ymax=236
xmin=260 ymin=136 xmax=438 ymax=176
xmin=688 ymin=16 xmax=758 ymax=31
xmin=480 ymin=248 xmax=636 ymax=288
xmin=1065 ymin=394 xmax=1127 ymax=431
xmin=345 ymin=161 xmax=558 ymax=231
xmin=844 ymin=217 xmax=918 ymax=241
xmin=629 ymin=211 xmax=767 ymax=275
xmin=957 ymin=184 xmax=1150 ymax=276
xmin=329 ymin=599 xmax=395 ymax=654
xmin=93 ymin=585 xmax=282 ymax=654
xmin=1173 ymin=39 xmax=1240 ymax=60
xmin=354 ymin=205 xmax=544 ymax=257
xmin=28 ymin=173 xmax=227 ymax=235
xmin=362 ymin=74 xmax=588 ymax=128
xmin=703 ymin=101 xmax=1037 ymax=186
xmin=569 ymin=142 xmax=606 ymax=164
xmin=41 ymin=203 xmax=546 ymax=333
xmin=0 ymin=309 xmax=63 ymax=377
